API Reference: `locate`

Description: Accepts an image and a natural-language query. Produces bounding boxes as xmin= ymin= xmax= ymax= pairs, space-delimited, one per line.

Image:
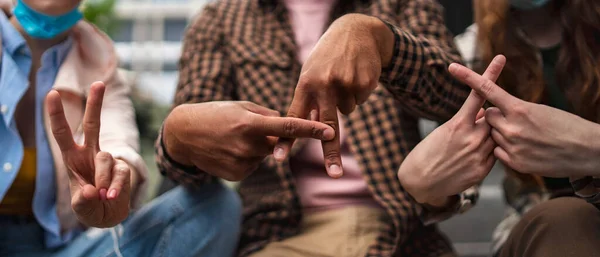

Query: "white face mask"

xmin=510 ymin=0 xmax=551 ymax=10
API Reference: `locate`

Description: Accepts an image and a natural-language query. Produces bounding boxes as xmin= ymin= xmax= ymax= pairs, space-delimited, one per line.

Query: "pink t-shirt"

xmin=284 ymin=0 xmax=380 ymax=211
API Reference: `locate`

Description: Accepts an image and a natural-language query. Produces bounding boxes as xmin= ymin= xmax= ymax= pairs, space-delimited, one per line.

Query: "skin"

xmin=449 ymin=59 xmax=600 ymax=178
xmin=274 ymin=13 xmax=395 ymax=178
xmin=163 ymin=102 xmax=336 ymax=182
xmin=47 ymin=83 xmax=131 ymax=228
xmin=397 ymin=55 xmax=506 ymax=207
xmin=15 ymin=1 xmax=136 ymax=227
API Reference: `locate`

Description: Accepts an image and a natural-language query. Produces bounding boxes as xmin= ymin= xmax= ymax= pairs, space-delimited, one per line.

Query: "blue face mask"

xmin=13 ymin=0 xmax=83 ymax=39
xmin=510 ymin=0 xmax=551 ymax=10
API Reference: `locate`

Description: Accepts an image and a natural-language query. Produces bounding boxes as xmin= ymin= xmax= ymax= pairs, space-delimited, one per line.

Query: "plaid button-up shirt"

xmin=155 ymin=0 xmax=475 ymax=256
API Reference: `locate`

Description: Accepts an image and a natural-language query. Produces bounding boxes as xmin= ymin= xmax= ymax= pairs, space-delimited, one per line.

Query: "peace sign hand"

xmin=47 ymin=82 xmax=130 ymax=228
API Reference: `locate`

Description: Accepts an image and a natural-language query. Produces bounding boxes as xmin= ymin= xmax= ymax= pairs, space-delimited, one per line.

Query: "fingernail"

xmin=310 ymin=110 xmax=318 ymax=121
xmin=108 ymin=189 xmax=118 ymax=199
xmin=99 ymin=188 xmax=108 ymax=201
xmin=322 ymin=128 xmax=335 ymax=140
xmin=448 ymin=63 xmax=458 ymax=72
xmin=274 ymin=147 xmax=285 ymax=160
xmin=328 ymin=165 xmax=343 ymax=178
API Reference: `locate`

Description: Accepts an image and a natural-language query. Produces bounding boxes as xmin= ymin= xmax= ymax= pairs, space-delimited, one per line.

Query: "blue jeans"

xmin=0 ymin=182 xmax=242 ymax=257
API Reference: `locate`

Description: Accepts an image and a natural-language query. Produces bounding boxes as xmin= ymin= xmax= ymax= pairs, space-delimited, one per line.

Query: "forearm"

xmin=588 ymin=123 xmax=600 ymax=175
xmin=155 ymin=125 xmax=217 ymax=188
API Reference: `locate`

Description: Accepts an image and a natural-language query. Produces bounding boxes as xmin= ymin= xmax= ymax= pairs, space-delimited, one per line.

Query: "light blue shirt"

xmin=0 ymin=13 xmax=76 ymax=248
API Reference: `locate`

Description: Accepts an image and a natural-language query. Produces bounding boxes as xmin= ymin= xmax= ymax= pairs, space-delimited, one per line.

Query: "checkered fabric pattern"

xmin=155 ymin=0 xmax=474 ymax=256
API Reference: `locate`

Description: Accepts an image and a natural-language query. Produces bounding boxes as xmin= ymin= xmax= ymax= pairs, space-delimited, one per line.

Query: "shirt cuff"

xmin=155 ymin=125 xmax=216 ymax=187
xmin=571 ymin=176 xmax=600 ymax=208
xmin=419 ymin=186 xmax=479 ymax=225
xmin=378 ymin=20 xmax=423 ymax=90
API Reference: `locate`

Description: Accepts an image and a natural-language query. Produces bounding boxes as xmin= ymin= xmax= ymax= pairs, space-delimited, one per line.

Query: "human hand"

xmin=397 ymin=55 xmax=506 ymax=206
xmin=449 ymin=56 xmax=600 ymax=178
xmin=274 ymin=14 xmax=395 ymax=178
xmin=47 ymin=82 xmax=131 ymax=228
xmin=163 ymin=101 xmax=335 ymax=181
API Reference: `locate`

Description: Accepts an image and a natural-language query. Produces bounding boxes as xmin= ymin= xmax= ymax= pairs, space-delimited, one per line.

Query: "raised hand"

xmin=163 ymin=101 xmax=335 ymax=181
xmin=273 ymin=14 xmax=395 ymax=178
xmin=47 ymin=82 xmax=130 ymax=228
xmin=449 ymin=56 xmax=600 ymax=178
xmin=397 ymin=55 xmax=506 ymax=206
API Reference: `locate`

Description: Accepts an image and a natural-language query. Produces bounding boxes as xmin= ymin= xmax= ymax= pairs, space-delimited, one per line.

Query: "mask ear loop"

xmin=110 ymin=225 xmax=125 ymax=257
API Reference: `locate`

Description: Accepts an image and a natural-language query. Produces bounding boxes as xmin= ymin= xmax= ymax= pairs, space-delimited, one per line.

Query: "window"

xmin=163 ymin=18 xmax=188 ymax=41
xmin=113 ymin=19 xmax=134 ymax=42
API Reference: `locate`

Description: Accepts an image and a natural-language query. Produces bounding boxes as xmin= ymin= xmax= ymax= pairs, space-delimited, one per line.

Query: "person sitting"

xmin=0 ymin=1 xmax=241 ymax=256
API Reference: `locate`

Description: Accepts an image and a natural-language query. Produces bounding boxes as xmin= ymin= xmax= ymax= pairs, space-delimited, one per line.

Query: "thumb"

xmin=452 ymin=55 xmax=507 ymax=122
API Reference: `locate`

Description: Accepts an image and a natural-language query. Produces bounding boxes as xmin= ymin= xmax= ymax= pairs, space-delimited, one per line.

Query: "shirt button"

xmin=3 ymin=163 xmax=12 ymax=172
xmin=0 ymin=105 xmax=7 ymax=115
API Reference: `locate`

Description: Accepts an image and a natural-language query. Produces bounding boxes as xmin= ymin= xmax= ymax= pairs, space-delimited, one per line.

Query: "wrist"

xmin=334 ymin=14 xmax=395 ymax=68
xmin=424 ymin=195 xmax=458 ymax=209
xmin=368 ymin=17 xmax=395 ymax=68
xmin=163 ymin=106 xmax=193 ymax=166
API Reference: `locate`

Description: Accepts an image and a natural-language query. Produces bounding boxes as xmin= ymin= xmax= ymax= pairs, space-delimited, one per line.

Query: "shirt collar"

xmin=0 ymin=12 xmax=27 ymax=57
xmin=0 ymin=11 xmax=73 ymax=69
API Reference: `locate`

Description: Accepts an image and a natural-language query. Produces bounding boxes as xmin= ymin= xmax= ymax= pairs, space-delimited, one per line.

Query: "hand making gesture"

xmin=47 ymin=82 xmax=130 ymax=228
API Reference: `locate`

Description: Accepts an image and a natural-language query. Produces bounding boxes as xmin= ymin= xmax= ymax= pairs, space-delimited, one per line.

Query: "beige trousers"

xmin=248 ymin=206 xmax=456 ymax=257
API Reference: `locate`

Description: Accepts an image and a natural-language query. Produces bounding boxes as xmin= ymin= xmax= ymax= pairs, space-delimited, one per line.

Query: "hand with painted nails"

xmin=274 ymin=14 xmax=395 ymax=178
xmin=397 ymin=55 xmax=506 ymax=207
xmin=163 ymin=101 xmax=335 ymax=181
xmin=47 ymin=82 xmax=131 ymax=228
xmin=449 ymin=55 xmax=600 ymax=178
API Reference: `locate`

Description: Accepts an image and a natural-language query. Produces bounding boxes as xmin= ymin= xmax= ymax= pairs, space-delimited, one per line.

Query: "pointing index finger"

xmin=449 ymin=55 xmax=516 ymax=112
xmin=254 ymin=115 xmax=335 ymax=141
xmin=453 ymin=55 xmax=507 ymax=120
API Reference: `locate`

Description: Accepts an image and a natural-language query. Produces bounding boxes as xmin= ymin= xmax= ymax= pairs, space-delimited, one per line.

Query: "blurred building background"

xmin=113 ymin=0 xmax=211 ymax=105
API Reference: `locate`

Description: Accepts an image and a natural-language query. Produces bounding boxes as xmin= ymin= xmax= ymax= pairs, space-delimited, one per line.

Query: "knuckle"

xmin=96 ymin=151 xmax=113 ymax=161
xmin=503 ymin=126 xmax=521 ymax=140
xmin=447 ymin=118 xmax=465 ymax=131
xmin=282 ymin=120 xmax=298 ymax=137
xmin=479 ymin=80 xmax=495 ymax=96
xmin=339 ymin=74 xmax=354 ymax=86
xmin=235 ymin=114 xmax=255 ymax=133
xmin=83 ymin=120 xmax=100 ymax=131
xmin=297 ymin=75 xmax=319 ymax=91
xmin=358 ymin=76 xmax=373 ymax=89
xmin=116 ymin=165 xmax=130 ymax=176
xmin=52 ymin=126 xmax=70 ymax=136
xmin=511 ymin=103 xmax=528 ymax=116
xmin=323 ymin=149 xmax=341 ymax=162
xmin=233 ymin=144 xmax=253 ymax=158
